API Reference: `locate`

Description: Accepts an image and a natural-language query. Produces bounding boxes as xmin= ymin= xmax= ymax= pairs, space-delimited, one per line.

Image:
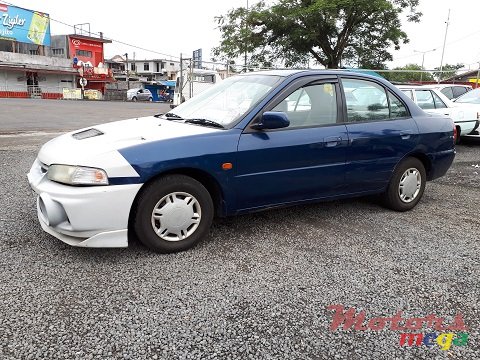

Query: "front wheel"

xmin=132 ymin=96 xmax=137 ymax=102
xmin=382 ymin=157 xmax=426 ymax=212
xmin=148 ymin=97 xmax=153 ymax=102
xmin=133 ymin=175 xmax=214 ymax=253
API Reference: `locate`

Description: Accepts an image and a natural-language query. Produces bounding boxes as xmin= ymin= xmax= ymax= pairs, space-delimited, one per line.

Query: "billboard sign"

xmin=193 ymin=48 xmax=202 ymax=69
xmin=0 ymin=3 xmax=51 ymax=46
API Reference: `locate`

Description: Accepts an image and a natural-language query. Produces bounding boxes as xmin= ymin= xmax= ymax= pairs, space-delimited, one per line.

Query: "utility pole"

xmin=124 ymin=53 xmax=129 ymax=90
xmin=414 ymin=48 xmax=436 ymax=83
xmin=438 ymin=9 xmax=450 ymax=84
xmin=476 ymin=62 xmax=480 ymax=89
xmin=179 ymin=53 xmax=183 ymax=103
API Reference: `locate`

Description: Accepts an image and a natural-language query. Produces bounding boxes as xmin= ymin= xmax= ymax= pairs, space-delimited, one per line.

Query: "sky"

xmin=5 ymin=0 xmax=480 ymax=72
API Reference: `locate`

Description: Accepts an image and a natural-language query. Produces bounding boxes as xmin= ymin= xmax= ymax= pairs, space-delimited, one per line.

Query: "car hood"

xmin=37 ymin=116 xmax=221 ymax=177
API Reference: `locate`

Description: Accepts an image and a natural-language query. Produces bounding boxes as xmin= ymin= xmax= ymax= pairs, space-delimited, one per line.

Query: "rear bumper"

xmin=428 ymin=149 xmax=456 ymax=181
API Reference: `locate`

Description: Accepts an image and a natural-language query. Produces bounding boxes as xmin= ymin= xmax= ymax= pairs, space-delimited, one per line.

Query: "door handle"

xmin=324 ymin=136 xmax=343 ymax=147
xmin=400 ymin=130 xmax=414 ymax=140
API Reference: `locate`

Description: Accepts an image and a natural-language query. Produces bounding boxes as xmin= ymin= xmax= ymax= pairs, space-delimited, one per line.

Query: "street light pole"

xmin=414 ymin=48 xmax=436 ymax=83
xmin=438 ymin=9 xmax=451 ymax=84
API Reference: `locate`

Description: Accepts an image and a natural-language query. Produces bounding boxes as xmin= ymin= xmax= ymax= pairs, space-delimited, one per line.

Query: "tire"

xmin=148 ymin=97 xmax=153 ymax=102
xmin=132 ymin=96 xmax=137 ymax=102
xmin=133 ymin=175 xmax=214 ymax=253
xmin=382 ymin=157 xmax=426 ymax=212
xmin=456 ymin=126 xmax=461 ymax=145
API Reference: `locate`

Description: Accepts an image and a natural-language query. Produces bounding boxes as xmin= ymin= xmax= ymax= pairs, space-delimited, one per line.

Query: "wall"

xmin=0 ymin=51 xmax=73 ymax=69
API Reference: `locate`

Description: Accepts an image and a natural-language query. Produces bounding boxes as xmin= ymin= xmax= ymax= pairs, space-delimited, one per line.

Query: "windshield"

xmin=166 ymin=74 xmax=283 ymax=128
xmin=455 ymin=88 xmax=480 ymax=104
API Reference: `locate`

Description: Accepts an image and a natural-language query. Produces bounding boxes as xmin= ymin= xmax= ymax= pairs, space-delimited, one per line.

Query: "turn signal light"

xmin=222 ymin=162 xmax=233 ymax=170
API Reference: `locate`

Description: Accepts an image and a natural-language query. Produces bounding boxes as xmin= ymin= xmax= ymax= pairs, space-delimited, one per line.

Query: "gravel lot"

xmin=0 ymin=105 xmax=479 ymax=358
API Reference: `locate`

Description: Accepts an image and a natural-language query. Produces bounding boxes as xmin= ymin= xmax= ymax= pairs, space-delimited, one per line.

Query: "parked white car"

xmin=397 ymin=86 xmax=479 ymax=140
xmin=426 ymin=84 xmax=472 ymax=100
xmin=127 ymin=88 xmax=153 ymax=102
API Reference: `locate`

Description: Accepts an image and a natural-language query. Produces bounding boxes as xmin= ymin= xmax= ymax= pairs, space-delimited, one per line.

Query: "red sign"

xmin=69 ymin=36 xmax=104 ymax=67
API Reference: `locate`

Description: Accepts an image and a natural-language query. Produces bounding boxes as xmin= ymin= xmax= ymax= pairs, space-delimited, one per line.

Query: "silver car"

xmin=127 ymin=88 xmax=153 ymax=102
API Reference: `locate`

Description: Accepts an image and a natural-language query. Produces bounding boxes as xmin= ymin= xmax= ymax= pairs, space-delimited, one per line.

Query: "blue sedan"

xmin=28 ymin=70 xmax=456 ymax=253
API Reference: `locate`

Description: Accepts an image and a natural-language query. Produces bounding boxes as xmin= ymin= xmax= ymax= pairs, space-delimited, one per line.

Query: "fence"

xmin=0 ymin=85 xmax=65 ymax=100
xmin=0 ymin=85 xmax=104 ymax=100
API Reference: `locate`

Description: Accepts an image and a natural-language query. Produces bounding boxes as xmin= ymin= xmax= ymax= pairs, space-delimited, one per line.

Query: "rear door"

xmin=235 ymin=76 xmax=349 ymax=211
xmin=340 ymin=77 xmax=419 ymax=192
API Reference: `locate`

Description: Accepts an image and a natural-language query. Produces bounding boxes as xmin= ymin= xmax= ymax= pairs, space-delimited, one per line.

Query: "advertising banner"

xmin=0 ymin=3 xmax=51 ymax=46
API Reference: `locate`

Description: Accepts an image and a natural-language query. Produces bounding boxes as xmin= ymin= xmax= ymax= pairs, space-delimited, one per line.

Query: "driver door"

xmin=235 ymin=76 xmax=349 ymax=211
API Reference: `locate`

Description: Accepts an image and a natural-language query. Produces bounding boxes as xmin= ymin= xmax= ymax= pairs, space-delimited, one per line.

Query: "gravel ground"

xmin=1 ymin=142 xmax=479 ymax=359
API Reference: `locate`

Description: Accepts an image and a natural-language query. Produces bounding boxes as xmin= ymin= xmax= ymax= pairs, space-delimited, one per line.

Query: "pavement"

xmin=0 ymin=99 xmax=479 ymax=359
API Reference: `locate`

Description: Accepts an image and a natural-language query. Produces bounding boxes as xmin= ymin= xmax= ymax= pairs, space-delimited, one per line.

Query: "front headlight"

xmin=47 ymin=165 xmax=109 ymax=186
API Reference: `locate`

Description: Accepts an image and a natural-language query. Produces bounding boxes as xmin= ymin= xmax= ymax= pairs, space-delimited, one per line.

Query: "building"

xmin=0 ymin=3 xmax=113 ymax=99
xmin=0 ymin=3 xmax=76 ymax=98
xmin=445 ymin=69 xmax=480 ymax=88
xmin=107 ymin=57 xmax=180 ymax=81
xmin=53 ymin=33 xmax=114 ymax=94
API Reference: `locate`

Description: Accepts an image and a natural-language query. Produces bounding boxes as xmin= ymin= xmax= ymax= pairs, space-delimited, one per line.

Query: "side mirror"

xmin=252 ymin=111 xmax=290 ymax=130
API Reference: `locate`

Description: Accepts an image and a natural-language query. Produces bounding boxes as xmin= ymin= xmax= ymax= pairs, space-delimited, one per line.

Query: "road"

xmin=1 ymin=99 xmax=480 ymax=359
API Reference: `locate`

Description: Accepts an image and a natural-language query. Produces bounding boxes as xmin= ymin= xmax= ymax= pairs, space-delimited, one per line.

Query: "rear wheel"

xmin=133 ymin=175 xmax=214 ymax=253
xmin=456 ymin=126 xmax=461 ymax=144
xmin=382 ymin=157 xmax=426 ymax=212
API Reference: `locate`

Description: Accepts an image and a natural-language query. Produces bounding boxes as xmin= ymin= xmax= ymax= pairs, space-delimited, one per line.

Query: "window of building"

xmin=271 ymin=83 xmax=338 ymax=128
xmin=29 ymin=49 xmax=39 ymax=55
xmin=156 ymin=62 xmax=160 ymax=72
xmin=161 ymin=62 xmax=165 ymax=69
xmin=131 ymin=63 xmax=136 ymax=71
xmin=52 ymin=48 xmax=64 ymax=56
xmin=170 ymin=62 xmax=174 ymax=66
xmin=76 ymin=50 xmax=92 ymax=57
xmin=144 ymin=62 xmax=150 ymax=71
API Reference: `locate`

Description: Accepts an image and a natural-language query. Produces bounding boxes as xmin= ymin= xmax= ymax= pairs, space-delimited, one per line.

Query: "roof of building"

xmin=68 ymin=34 xmax=112 ymax=44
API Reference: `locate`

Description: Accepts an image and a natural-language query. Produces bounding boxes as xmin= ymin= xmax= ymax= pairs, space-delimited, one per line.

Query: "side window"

xmin=272 ymin=83 xmax=337 ymax=128
xmin=440 ymin=87 xmax=454 ymax=99
xmin=401 ymin=90 xmax=414 ymax=100
xmin=452 ymin=87 xmax=467 ymax=98
xmin=415 ymin=90 xmax=435 ymax=110
xmin=342 ymin=79 xmax=389 ymax=122
xmin=388 ymin=91 xmax=408 ymax=118
xmin=432 ymin=92 xmax=447 ymax=109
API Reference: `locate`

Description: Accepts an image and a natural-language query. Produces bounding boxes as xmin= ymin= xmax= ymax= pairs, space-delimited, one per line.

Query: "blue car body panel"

xmin=118 ymin=70 xmax=455 ymax=217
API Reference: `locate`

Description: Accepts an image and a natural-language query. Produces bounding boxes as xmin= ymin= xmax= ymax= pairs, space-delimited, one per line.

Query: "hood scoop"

xmin=72 ymin=128 xmax=104 ymax=140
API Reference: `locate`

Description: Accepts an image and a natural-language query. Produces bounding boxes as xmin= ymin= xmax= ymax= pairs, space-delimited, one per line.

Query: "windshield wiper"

xmin=184 ymin=118 xmax=225 ymax=129
xmin=161 ymin=112 xmax=184 ymax=120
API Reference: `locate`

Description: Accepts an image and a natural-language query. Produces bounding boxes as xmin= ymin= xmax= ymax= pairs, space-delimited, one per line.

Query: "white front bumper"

xmin=28 ymin=159 xmax=143 ymax=248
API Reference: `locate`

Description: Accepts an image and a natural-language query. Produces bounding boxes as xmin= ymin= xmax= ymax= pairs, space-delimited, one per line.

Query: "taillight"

xmin=453 ymin=125 xmax=457 ymax=144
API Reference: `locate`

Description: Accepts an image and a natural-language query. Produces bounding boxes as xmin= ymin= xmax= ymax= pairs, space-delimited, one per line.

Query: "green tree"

xmin=212 ymin=0 xmax=421 ymax=69
xmin=433 ymin=63 xmax=464 ymax=81
xmin=383 ymin=64 xmax=434 ymax=83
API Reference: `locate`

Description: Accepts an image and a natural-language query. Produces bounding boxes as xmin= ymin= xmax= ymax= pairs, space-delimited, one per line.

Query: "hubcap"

xmin=151 ymin=192 xmax=201 ymax=241
xmin=398 ymin=168 xmax=422 ymax=203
